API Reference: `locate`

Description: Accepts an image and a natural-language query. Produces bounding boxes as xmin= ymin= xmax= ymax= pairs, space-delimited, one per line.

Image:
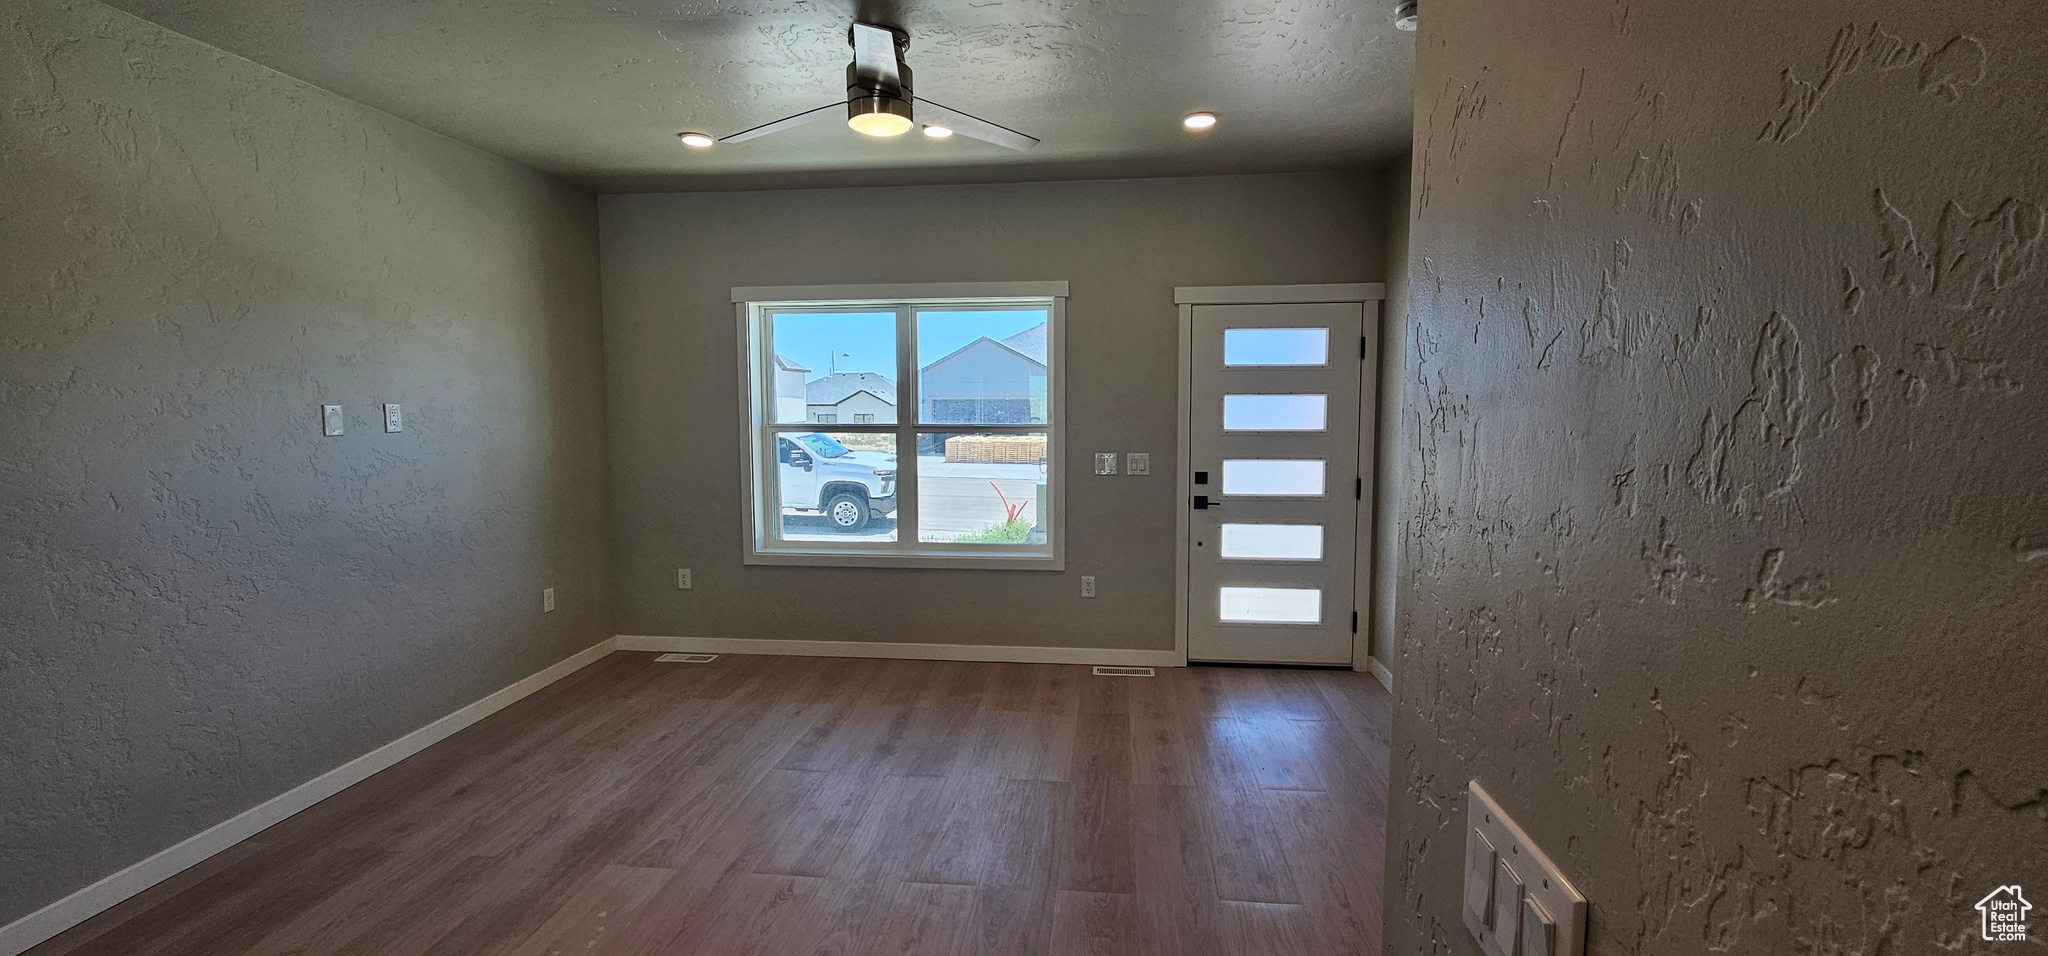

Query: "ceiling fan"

xmin=678 ymin=22 xmax=1040 ymax=152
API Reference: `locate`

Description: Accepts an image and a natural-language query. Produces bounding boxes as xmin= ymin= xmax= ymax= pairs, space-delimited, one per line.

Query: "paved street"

xmin=781 ymin=456 xmax=1045 ymax=542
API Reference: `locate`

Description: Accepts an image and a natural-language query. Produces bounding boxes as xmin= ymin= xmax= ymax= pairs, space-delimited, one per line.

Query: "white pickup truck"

xmin=777 ymin=432 xmax=897 ymax=532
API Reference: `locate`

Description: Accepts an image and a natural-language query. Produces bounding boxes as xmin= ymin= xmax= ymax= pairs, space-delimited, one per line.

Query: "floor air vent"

xmin=1092 ymin=666 xmax=1155 ymax=677
xmin=656 ymin=653 xmax=719 ymax=663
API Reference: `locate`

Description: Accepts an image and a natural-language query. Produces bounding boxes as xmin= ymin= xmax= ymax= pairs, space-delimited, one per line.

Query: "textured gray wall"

xmin=600 ymin=172 xmax=1383 ymax=651
xmin=0 ymin=0 xmax=613 ymax=926
xmin=1388 ymin=3 xmax=2047 ymax=955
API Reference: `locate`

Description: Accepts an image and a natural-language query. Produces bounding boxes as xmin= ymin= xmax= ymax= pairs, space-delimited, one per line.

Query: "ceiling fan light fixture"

xmin=847 ymin=94 xmax=915 ymax=137
xmin=922 ymin=124 xmax=954 ymax=139
xmin=1182 ymin=111 xmax=1219 ymax=130
xmin=676 ymin=131 xmax=715 ymax=148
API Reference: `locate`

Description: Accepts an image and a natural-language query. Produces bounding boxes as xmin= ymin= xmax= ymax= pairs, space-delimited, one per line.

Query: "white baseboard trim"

xmin=614 ymin=634 xmax=1184 ymax=668
xmin=0 ymin=637 xmax=619 ymax=956
xmin=1367 ymin=656 xmax=1393 ymax=690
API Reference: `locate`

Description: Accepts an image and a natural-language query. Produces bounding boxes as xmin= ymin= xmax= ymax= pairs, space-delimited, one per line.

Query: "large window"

xmin=737 ymin=283 xmax=1066 ymax=568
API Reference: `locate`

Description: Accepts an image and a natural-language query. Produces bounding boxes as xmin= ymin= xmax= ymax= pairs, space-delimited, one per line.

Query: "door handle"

xmin=1192 ymin=495 xmax=1222 ymax=510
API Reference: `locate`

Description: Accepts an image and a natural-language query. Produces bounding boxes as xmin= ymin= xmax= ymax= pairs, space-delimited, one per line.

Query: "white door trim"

xmin=1173 ymin=284 xmax=1384 ymax=669
xmin=1173 ymin=283 xmax=1386 ymax=306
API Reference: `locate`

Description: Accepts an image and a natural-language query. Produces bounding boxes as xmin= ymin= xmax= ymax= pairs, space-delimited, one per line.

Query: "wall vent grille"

xmin=656 ymin=653 xmax=719 ymax=663
xmin=1092 ymin=666 xmax=1155 ymax=677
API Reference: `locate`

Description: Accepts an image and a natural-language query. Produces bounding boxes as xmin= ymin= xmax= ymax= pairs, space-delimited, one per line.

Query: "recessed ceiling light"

xmin=923 ymin=124 xmax=954 ymax=139
xmin=1183 ymin=112 xmax=1218 ymax=130
xmin=677 ymin=131 xmax=715 ymax=149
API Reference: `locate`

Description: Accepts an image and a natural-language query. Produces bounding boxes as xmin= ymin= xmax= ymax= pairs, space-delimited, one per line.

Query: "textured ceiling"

xmin=100 ymin=0 xmax=1415 ymax=192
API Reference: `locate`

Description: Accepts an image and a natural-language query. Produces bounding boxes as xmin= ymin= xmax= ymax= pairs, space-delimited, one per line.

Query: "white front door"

xmin=1186 ymin=302 xmax=1366 ymax=665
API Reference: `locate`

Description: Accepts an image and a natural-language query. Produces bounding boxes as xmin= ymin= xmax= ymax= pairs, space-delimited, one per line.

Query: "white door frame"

xmin=1173 ymin=284 xmax=1387 ymax=668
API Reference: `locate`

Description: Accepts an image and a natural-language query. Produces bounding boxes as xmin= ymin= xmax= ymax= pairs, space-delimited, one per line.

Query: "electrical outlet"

xmin=322 ymin=404 xmax=344 ymax=437
xmin=677 ymin=568 xmax=693 ymax=590
xmin=1080 ymin=575 xmax=1097 ymax=598
xmin=1094 ymin=453 xmax=1118 ymax=475
xmin=543 ymin=587 xmax=556 ymax=613
xmin=1127 ymin=452 xmax=1150 ymax=476
xmin=383 ymin=403 xmax=403 ymax=433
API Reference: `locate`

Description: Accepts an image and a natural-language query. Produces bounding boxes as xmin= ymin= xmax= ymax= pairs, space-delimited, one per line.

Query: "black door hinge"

xmin=1351 ymin=611 xmax=1359 ymax=633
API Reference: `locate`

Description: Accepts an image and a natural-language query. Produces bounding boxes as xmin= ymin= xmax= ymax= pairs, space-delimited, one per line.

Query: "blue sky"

xmin=772 ymin=310 xmax=1047 ymax=383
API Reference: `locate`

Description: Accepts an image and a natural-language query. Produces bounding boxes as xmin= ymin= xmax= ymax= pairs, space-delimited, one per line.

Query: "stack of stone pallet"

xmin=943 ymin=434 xmax=1046 ymax=464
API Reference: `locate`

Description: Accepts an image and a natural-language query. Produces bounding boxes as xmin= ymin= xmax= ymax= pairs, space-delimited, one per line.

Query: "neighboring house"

xmin=805 ymin=371 xmax=897 ymax=423
xmin=918 ymin=322 xmax=1047 ymax=424
xmin=772 ymin=354 xmax=810 ymax=423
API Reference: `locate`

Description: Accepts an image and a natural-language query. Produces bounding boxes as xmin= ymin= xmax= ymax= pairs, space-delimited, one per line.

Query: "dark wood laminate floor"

xmin=31 ymin=652 xmax=1391 ymax=956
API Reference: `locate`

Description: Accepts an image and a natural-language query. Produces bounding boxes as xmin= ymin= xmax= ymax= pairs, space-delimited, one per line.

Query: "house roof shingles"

xmin=806 ymin=371 xmax=897 ymax=406
xmin=999 ymin=323 xmax=1048 ymax=363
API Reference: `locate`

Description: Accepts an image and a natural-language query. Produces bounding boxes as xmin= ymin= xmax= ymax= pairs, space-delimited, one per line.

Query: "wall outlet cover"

xmin=1094 ymin=453 xmax=1118 ymax=475
xmin=322 ymin=404 xmax=344 ymax=437
xmin=383 ymin=403 xmax=403 ymax=432
xmin=1080 ymin=575 xmax=1097 ymax=598
xmin=677 ymin=568 xmax=692 ymax=590
xmin=542 ymin=587 xmax=556 ymax=613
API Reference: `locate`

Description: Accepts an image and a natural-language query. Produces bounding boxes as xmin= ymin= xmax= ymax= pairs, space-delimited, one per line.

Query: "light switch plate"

xmin=1094 ymin=453 xmax=1118 ymax=475
xmin=322 ymin=404 xmax=344 ymax=437
xmin=383 ymin=403 xmax=403 ymax=433
xmin=1463 ymin=781 xmax=1586 ymax=956
xmin=1126 ymin=452 xmax=1150 ymax=476
xmin=1521 ymin=897 xmax=1557 ymax=956
xmin=1491 ymin=860 xmax=1525 ymax=956
xmin=1463 ymin=830 xmax=1497 ymax=929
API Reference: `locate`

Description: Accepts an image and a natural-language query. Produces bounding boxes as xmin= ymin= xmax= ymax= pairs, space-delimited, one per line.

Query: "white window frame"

xmin=735 ymin=281 xmax=1068 ymax=570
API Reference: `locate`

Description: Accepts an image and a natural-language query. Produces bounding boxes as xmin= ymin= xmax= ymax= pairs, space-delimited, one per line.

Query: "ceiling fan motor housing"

xmin=847 ymin=60 xmax=914 ymax=125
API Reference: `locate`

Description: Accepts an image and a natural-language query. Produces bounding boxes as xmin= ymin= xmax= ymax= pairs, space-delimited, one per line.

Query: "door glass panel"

xmin=1219 ymin=587 xmax=1322 ymax=624
xmin=1221 ymin=459 xmax=1325 ymax=496
xmin=771 ymin=431 xmax=898 ymax=543
xmin=1223 ymin=394 xmax=1327 ymax=431
xmin=1224 ymin=327 xmax=1329 ymax=366
xmin=1220 ymin=523 xmax=1324 ymax=561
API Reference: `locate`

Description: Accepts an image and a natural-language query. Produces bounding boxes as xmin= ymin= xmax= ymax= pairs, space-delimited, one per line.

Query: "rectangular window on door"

xmin=1219 ymin=586 xmax=1323 ymax=624
xmin=1224 ymin=327 xmax=1330 ymax=366
xmin=1223 ymin=394 xmax=1328 ymax=432
xmin=1221 ymin=459 xmax=1325 ymax=497
xmin=1219 ymin=523 xmax=1324 ymax=561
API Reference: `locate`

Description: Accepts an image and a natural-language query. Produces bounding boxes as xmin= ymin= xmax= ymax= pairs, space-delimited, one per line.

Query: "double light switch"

xmin=1462 ymin=781 xmax=1583 ymax=956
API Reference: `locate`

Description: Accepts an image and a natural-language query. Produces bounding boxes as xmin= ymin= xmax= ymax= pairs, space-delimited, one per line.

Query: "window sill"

xmin=742 ymin=548 xmax=1065 ymax=571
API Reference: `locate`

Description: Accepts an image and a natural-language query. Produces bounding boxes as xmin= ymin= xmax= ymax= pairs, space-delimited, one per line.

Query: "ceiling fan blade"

xmin=719 ymin=101 xmax=846 ymax=144
xmin=851 ymin=23 xmax=902 ymax=93
xmin=912 ymin=98 xmax=1041 ymax=151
